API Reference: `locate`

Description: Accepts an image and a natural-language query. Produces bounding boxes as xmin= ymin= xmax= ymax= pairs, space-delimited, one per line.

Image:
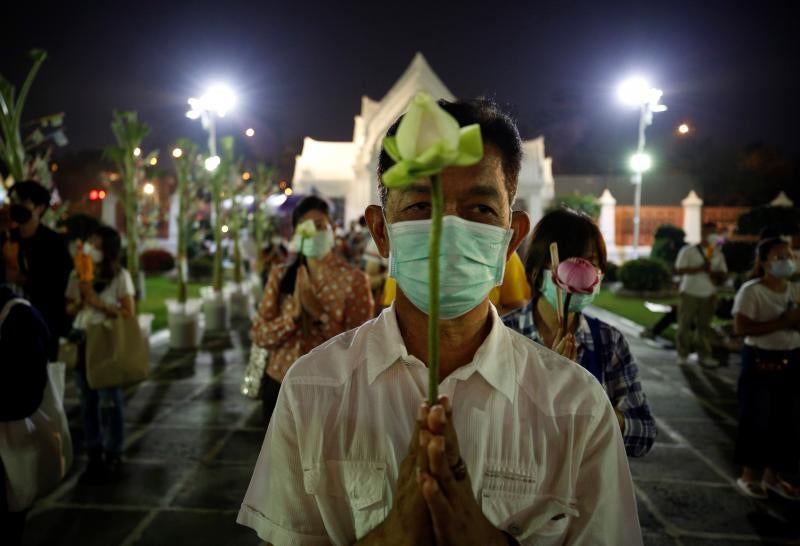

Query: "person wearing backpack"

xmin=503 ymin=209 xmax=657 ymax=458
xmin=674 ymin=222 xmax=728 ymax=367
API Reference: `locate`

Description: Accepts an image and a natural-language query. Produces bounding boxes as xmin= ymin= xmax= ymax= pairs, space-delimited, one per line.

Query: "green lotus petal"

xmin=382 ymin=136 xmax=402 ymax=163
xmin=415 ymin=141 xmax=445 ymax=166
xmin=382 ymin=161 xmax=415 ymax=188
xmin=396 ymin=95 xmax=425 ymax=160
xmin=452 ymin=124 xmax=484 ymax=166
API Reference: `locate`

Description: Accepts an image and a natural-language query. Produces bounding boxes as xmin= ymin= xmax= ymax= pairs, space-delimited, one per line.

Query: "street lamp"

xmin=677 ymin=123 xmax=690 ymax=135
xmin=617 ymin=76 xmax=667 ymax=257
xmin=245 ymin=127 xmax=255 ymax=137
xmin=172 ymin=147 xmax=183 ymax=158
xmin=186 ymin=83 xmax=237 ymax=157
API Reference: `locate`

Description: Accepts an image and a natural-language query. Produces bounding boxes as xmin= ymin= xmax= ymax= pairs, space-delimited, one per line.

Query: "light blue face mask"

xmin=291 ymin=228 xmax=334 ymax=259
xmin=770 ymin=259 xmax=796 ymax=279
xmin=541 ymin=268 xmax=602 ymax=313
xmin=387 ymin=215 xmax=513 ymax=319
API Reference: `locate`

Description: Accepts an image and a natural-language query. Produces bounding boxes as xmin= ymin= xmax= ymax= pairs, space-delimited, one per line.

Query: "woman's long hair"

xmin=748 ymin=237 xmax=787 ymax=280
xmin=278 ymin=196 xmax=331 ymax=295
xmin=523 ymin=208 xmax=608 ymax=299
xmin=92 ymin=224 xmax=122 ymax=293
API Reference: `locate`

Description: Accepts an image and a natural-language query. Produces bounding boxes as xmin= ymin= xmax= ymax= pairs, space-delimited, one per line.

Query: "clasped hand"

xmin=373 ymin=396 xmax=506 ymax=546
xmin=292 ymin=265 xmax=323 ymax=320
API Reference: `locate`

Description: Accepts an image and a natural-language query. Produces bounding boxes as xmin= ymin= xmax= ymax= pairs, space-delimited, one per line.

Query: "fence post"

xmin=682 ymin=190 xmax=704 ymax=244
xmin=599 ymin=188 xmax=617 ymax=251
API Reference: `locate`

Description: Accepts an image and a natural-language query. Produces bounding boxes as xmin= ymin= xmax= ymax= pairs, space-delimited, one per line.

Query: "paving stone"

xmin=132 ymin=510 xmax=260 ymax=546
xmin=641 ymin=532 xmax=677 ymax=546
xmin=630 ymin=445 xmax=726 ymax=484
xmin=125 ymin=426 xmax=228 ymax=461
xmin=171 ymin=463 xmax=253 ymax=509
xmin=211 ymin=429 xmax=264 ymax=463
xmin=667 ymin=419 xmax=737 ymax=446
xmin=58 ymin=462 xmax=189 ymax=506
xmin=192 ymin=379 xmax=251 ymax=402
xmin=156 ymin=400 xmax=251 ymax=427
xmin=22 ymin=507 xmax=147 ymax=546
xmin=126 ymin=381 xmax=207 ymax=404
xmin=124 ymin=400 xmax=173 ymax=424
xmin=637 ymin=481 xmax=797 ymax=537
xmin=648 ymin=396 xmax=722 ymax=421
xmin=636 ymin=496 xmax=666 ymax=534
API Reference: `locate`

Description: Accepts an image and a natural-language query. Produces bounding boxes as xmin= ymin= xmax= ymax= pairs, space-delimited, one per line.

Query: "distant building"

xmin=292 ymin=53 xmax=554 ymax=225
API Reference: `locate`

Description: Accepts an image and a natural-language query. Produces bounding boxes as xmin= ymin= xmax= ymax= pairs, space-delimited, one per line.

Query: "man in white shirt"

xmin=238 ymin=99 xmax=642 ymax=545
xmin=674 ymin=222 xmax=728 ymax=367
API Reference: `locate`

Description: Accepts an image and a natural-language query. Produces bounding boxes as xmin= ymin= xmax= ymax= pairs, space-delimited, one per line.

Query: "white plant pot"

xmin=226 ymin=282 xmax=252 ymax=321
xmin=166 ymin=298 xmax=202 ymax=349
xmin=201 ymin=287 xmax=229 ymax=332
xmin=138 ymin=313 xmax=154 ymax=354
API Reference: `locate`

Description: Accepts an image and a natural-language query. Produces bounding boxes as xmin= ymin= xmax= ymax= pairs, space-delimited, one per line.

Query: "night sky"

xmin=2 ymin=1 xmax=799 ymax=174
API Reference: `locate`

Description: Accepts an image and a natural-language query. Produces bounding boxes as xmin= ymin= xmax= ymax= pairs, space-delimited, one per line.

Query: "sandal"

xmin=736 ymin=477 xmax=767 ymax=499
xmin=762 ymin=479 xmax=800 ymax=501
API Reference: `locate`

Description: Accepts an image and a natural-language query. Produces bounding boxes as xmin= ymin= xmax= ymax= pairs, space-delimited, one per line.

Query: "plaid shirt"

xmin=503 ymin=300 xmax=656 ymax=457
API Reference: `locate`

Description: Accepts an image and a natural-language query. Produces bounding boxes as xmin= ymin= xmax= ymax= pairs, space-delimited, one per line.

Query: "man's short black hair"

xmin=376 ymin=98 xmax=522 ymax=206
xmin=9 ymin=180 xmax=51 ymax=207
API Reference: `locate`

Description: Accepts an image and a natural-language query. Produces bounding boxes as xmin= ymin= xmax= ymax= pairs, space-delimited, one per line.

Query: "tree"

xmin=104 ymin=111 xmax=156 ymax=292
xmin=545 ymin=191 xmax=600 ymax=219
xmin=251 ymin=163 xmax=276 ymax=274
xmin=0 ymin=49 xmax=68 ymax=185
xmin=171 ymin=139 xmax=199 ymax=304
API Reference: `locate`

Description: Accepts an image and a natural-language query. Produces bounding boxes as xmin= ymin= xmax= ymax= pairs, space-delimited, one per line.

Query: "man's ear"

xmin=507 ymin=210 xmax=531 ymax=261
xmin=365 ymin=205 xmax=391 ymax=259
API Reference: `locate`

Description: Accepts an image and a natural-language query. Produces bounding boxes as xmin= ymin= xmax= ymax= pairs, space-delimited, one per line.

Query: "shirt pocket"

xmin=482 ymin=489 xmax=579 ymax=545
xmin=303 ymin=460 xmax=388 ymax=538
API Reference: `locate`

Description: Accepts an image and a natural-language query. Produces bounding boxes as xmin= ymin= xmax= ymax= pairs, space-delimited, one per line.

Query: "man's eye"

xmin=405 ymin=202 xmax=431 ymax=212
xmin=474 ymin=205 xmax=498 ymax=216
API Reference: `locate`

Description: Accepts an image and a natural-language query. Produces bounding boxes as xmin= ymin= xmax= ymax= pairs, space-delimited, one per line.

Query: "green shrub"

xmin=619 ymin=258 xmax=672 ymax=292
xmin=545 ymin=192 xmax=600 ymax=219
xmin=603 ymin=261 xmax=619 ymax=283
xmin=140 ymin=248 xmax=175 ymax=274
xmin=188 ymin=255 xmax=213 ymax=281
xmin=722 ymin=240 xmax=756 ymax=274
xmin=736 ymin=206 xmax=800 ymax=236
xmin=650 ymin=224 xmax=686 ymax=267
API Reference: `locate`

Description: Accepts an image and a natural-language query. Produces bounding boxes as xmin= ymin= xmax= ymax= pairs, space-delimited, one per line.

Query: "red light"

xmin=98 ymin=190 xmax=107 ymax=200
xmin=89 ymin=190 xmax=99 ymax=201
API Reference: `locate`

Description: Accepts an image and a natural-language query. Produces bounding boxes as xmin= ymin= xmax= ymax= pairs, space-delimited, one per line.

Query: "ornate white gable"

xmin=293 ymin=53 xmax=553 ymax=225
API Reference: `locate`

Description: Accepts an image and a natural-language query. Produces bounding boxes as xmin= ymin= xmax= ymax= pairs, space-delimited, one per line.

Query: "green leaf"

xmin=382 ymin=161 xmax=414 ymax=188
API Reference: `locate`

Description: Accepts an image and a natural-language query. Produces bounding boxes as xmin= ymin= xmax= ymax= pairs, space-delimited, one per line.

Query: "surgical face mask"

xmin=541 ymin=268 xmax=602 ymax=313
xmin=83 ymin=242 xmax=103 ymax=264
xmin=9 ymin=204 xmax=33 ymax=224
xmin=292 ymin=227 xmax=334 ymax=259
xmin=769 ymin=259 xmax=796 ymax=279
xmin=387 ymin=215 xmax=512 ymax=319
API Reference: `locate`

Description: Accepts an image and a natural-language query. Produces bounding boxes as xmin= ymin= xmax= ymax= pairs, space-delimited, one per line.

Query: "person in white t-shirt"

xmin=674 ymin=222 xmax=728 ymax=367
xmin=65 ymin=225 xmax=135 ymax=484
xmin=732 ymin=237 xmax=800 ymax=500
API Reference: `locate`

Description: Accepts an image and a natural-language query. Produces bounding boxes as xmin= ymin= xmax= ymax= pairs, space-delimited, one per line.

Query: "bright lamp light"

xmin=172 ymin=148 xmax=183 ymax=158
xmin=143 ymin=183 xmax=155 ymax=195
xmin=630 ymin=152 xmax=653 ymax=173
xmin=187 ymin=84 xmax=237 ymax=119
xmin=204 ymin=155 xmax=221 ymax=171
xmin=617 ymin=77 xmax=652 ymax=106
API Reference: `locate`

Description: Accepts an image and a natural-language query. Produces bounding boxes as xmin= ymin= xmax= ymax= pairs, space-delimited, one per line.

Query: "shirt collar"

xmin=366 ymin=304 xmax=517 ymax=403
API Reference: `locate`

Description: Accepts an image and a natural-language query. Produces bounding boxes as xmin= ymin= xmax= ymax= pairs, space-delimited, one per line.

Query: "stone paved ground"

xmin=20 ymin=312 xmax=800 ymax=545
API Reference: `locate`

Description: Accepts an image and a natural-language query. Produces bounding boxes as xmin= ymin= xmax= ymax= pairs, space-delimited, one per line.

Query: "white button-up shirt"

xmin=238 ymin=305 xmax=642 ymax=545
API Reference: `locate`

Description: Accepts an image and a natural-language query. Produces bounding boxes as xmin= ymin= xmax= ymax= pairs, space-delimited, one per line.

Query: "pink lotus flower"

xmin=553 ymin=257 xmax=600 ymax=295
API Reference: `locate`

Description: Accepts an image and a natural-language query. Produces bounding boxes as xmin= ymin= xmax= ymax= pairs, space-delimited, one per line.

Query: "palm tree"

xmin=104 ymin=111 xmax=155 ymax=292
xmin=171 ymin=139 xmax=199 ymax=304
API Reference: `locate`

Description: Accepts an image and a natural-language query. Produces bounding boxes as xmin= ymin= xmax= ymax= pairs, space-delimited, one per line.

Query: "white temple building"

xmin=292 ymin=53 xmax=554 ymax=225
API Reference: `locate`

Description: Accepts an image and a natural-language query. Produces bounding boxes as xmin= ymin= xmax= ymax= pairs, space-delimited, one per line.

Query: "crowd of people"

xmin=2 ymin=98 xmax=799 ymax=545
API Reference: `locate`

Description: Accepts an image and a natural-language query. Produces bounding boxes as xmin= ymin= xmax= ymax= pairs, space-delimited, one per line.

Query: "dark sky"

xmin=3 ymin=0 xmax=799 ymax=173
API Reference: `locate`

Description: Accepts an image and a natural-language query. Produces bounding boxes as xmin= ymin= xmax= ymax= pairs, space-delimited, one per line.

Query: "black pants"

xmin=0 ymin=459 xmax=28 ymax=546
xmin=260 ymin=375 xmax=282 ymax=427
xmin=734 ymin=345 xmax=800 ymax=471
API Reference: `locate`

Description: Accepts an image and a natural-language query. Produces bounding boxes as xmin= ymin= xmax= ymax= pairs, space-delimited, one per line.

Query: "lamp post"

xmin=617 ymin=77 xmax=666 ymax=257
xmin=186 ymin=84 xmax=236 ymax=163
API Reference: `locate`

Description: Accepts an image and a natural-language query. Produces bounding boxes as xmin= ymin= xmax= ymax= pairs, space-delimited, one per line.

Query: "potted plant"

xmin=104 ymin=111 xmax=156 ymax=300
xmin=247 ymin=163 xmax=276 ymax=304
xmin=200 ymin=136 xmax=234 ymax=332
xmin=165 ymin=139 xmax=202 ymax=349
xmin=226 ymin=156 xmax=251 ymax=321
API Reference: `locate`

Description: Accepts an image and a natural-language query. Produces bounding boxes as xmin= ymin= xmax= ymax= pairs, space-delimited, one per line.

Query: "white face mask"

xmin=83 ymin=242 xmax=103 ymax=264
xmin=291 ymin=226 xmax=334 ymax=259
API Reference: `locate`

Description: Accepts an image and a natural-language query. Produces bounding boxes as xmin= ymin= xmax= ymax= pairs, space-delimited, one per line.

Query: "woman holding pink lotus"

xmin=503 ymin=208 xmax=656 ymax=457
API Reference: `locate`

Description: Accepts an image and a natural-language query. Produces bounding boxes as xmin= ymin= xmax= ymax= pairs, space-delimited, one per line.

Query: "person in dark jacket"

xmin=0 ymin=284 xmax=51 ymax=546
xmin=1 ymin=181 xmax=72 ymax=360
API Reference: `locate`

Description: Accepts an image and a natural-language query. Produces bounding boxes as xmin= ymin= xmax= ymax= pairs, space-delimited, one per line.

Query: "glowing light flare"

xmin=284 ymin=188 xmax=294 ymax=196
xmin=245 ymin=128 xmax=255 ymax=137
xmin=143 ymin=183 xmax=155 ymax=195
xmin=98 ymin=190 xmax=107 ymax=200
xmin=221 ymin=225 xmax=230 ymax=234
xmin=678 ymin=123 xmax=690 ymax=135
xmin=630 ymin=152 xmax=653 ymax=173
xmin=89 ymin=190 xmax=99 ymax=201
xmin=149 ymin=157 xmax=158 ymax=166
xmin=204 ymin=155 xmax=221 ymax=172
xmin=172 ymin=148 xmax=183 ymax=158
xmin=242 ymin=171 xmax=251 ymax=181
xmin=133 ymin=147 xmax=142 ymax=157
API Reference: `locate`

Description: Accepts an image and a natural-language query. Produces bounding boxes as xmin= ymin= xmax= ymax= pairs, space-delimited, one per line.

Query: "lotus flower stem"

xmin=428 ymin=174 xmax=443 ymax=406
xmin=562 ymin=292 xmax=572 ymax=334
